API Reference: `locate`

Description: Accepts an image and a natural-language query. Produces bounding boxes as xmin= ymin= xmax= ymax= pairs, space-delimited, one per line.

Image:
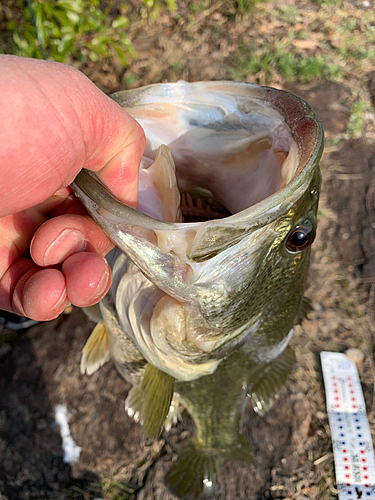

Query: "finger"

xmin=0 ymin=256 xmax=68 ymax=321
xmin=30 ymin=213 xmax=114 ymax=267
xmin=0 ymin=56 xmax=145 ymax=216
xmin=92 ymin=118 xmax=145 ymax=208
xmin=0 ymin=190 xmax=75 ymax=280
xmin=17 ymin=268 xmax=68 ymax=321
xmin=62 ymin=252 xmax=111 ymax=307
xmin=0 ymin=257 xmax=37 ymax=313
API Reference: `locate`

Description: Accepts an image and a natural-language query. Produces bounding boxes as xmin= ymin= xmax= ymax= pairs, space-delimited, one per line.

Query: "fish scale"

xmin=321 ymin=352 xmax=375 ymax=500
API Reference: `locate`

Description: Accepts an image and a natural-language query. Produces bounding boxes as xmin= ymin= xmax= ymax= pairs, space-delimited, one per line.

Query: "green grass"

xmin=6 ymin=0 xmax=135 ymax=66
xmin=123 ymin=73 xmax=137 ymax=87
xmin=236 ymin=0 xmax=268 ymax=12
xmin=189 ymin=0 xmax=210 ymax=13
xmin=229 ymin=43 xmax=343 ymax=83
xmin=310 ymin=0 xmax=342 ymax=6
xmin=346 ymin=100 xmax=370 ymax=137
xmin=279 ymin=5 xmax=299 ymax=23
xmin=101 ymin=479 xmax=136 ymax=500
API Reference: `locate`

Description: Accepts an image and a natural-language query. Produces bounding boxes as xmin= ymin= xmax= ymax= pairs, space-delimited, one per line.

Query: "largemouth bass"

xmin=71 ymin=81 xmax=323 ymax=500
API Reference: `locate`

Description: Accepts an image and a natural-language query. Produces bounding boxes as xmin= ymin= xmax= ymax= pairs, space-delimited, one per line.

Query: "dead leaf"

xmin=294 ymin=39 xmax=319 ymax=49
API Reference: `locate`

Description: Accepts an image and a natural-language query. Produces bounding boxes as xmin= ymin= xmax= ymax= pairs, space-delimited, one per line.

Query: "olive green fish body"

xmin=73 ymin=82 xmax=323 ymax=500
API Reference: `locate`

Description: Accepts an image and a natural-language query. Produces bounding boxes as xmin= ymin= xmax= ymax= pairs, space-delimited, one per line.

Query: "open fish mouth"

xmin=112 ymin=81 xmax=322 ymax=224
xmin=72 ymin=81 xmax=323 ymax=382
xmin=74 ymin=82 xmax=322 ymax=258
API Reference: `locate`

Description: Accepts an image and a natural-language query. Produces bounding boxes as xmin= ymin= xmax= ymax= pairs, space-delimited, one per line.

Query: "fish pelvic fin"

xmin=295 ymin=296 xmax=314 ymax=325
xmin=80 ymin=321 xmax=111 ymax=375
xmin=82 ymin=304 xmax=102 ymax=323
xmin=166 ymin=436 xmax=252 ymax=500
xmin=250 ymin=346 xmax=296 ymax=416
xmin=141 ymin=363 xmax=175 ymax=441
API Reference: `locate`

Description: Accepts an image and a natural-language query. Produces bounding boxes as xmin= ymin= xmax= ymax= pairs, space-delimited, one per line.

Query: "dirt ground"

xmin=1 ymin=2 xmax=375 ymax=500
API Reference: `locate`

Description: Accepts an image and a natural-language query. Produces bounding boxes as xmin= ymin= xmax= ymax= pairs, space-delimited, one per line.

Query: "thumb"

xmin=0 ymin=55 xmax=145 ymax=217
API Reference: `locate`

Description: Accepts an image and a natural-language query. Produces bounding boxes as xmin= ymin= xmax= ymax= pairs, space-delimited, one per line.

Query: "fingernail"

xmin=52 ymin=289 xmax=68 ymax=312
xmin=44 ymin=229 xmax=86 ymax=266
xmin=90 ymin=262 xmax=110 ymax=302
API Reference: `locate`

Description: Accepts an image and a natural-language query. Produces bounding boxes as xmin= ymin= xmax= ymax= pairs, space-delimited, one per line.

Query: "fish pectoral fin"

xmin=295 ymin=296 xmax=314 ymax=325
xmin=140 ymin=363 xmax=175 ymax=441
xmin=249 ymin=346 xmax=296 ymax=416
xmin=80 ymin=321 xmax=111 ymax=375
xmin=165 ymin=438 xmax=219 ymax=500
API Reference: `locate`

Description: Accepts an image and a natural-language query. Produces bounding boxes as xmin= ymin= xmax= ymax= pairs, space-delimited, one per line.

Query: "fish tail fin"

xmin=165 ymin=439 xmax=219 ymax=500
xmin=165 ymin=435 xmax=252 ymax=500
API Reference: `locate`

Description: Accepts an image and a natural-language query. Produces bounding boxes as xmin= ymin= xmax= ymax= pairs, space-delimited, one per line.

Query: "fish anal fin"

xmin=165 ymin=439 xmax=219 ymax=500
xmin=250 ymin=346 xmax=296 ymax=416
xmin=141 ymin=363 xmax=174 ymax=441
xmin=125 ymin=385 xmax=144 ymax=423
xmin=164 ymin=396 xmax=182 ymax=432
xmin=80 ymin=321 xmax=110 ymax=375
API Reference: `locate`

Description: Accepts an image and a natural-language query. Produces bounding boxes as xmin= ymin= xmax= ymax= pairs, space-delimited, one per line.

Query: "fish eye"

xmin=285 ymin=221 xmax=315 ymax=253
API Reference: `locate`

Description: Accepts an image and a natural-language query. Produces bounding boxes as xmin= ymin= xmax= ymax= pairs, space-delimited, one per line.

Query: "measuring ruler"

xmin=321 ymin=351 xmax=375 ymax=499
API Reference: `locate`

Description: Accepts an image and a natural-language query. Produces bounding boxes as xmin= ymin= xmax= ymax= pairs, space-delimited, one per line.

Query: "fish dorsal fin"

xmin=250 ymin=346 xmax=296 ymax=416
xmin=138 ymin=144 xmax=182 ymax=223
xmin=295 ymin=296 xmax=313 ymax=325
xmin=140 ymin=363 xmax=175 ymax=441
xmin=80 ymin=321 xmax=111 ymax=375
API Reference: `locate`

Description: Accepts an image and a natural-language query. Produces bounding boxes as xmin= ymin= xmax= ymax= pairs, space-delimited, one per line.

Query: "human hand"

xmin=0 ymin=55 xmax=145 ymax=322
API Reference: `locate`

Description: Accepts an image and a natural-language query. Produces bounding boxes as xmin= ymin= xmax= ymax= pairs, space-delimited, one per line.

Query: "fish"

xmin=71 ymin=81 xmax=323 ymax=500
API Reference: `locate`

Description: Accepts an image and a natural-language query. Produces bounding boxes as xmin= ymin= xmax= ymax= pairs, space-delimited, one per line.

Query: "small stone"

xmin=345 ymin=348 xmax=364 ymax=364
xmin=316 ymin=411 xmax=326 ymax=420
xmin=63 ymin=304 xmax=74 ymax=315
xmin=312 ymin=302 xmax=323 ymax=312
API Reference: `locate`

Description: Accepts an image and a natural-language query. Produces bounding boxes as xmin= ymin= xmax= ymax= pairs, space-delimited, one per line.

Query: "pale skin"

xmin=0 ymin=55 xmax=146 ymax=321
